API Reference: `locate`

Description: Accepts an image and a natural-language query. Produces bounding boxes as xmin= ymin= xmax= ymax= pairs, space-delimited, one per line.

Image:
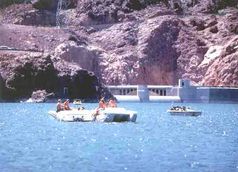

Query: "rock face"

xmin=53 ymin=58 xmax=102 ymax=100
xmin=0 ymin=53 xmax=57 ymax=99
xmin=17 ymin=10 xmax=56 ymax=26
xmin=0 ymin=50 xmax=107 ymax=101
xmin=201 ymin=37 xmax=238 ymax=86
xmin=1 ymin=4 xmax=56 ymax=26
xmin=75 ymin=0 xmax=238 ymax=25
xmin=53 ymin=41 xmax=99 ymax=73
xmin=86 ymin=17 xmax=182 ymax=85
xmin=0 ymin=0 xmax=238 ymax=101
xmin=32 ymin=0 xmax=58 ymax=11
xmin=135 ymin=17 xmax=181 ymax=84
xmin=77 ymin=0 xmax=143 ymax=25
xmin=0 ymin=74 xmax=4 ymax=99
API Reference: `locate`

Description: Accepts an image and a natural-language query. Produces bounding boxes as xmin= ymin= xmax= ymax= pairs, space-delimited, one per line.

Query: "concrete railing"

xmin=107 ymin=85 xmax=180 ymax=102
xmin=107 ymin=80 xmax=238 ymax=103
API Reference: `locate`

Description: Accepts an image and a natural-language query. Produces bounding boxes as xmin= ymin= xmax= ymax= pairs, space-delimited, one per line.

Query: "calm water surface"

xmin=0 ymin=102 xmax=238 ymax=172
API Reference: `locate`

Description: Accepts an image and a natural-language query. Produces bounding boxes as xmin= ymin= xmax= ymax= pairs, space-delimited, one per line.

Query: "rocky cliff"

xmin=0 ymin=0 xmax=237 ymax=101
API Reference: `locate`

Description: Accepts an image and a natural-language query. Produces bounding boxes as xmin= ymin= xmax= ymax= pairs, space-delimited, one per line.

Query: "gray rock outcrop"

xmin=32 ymin=0 xmax=58 ymax=11
xmin=1 ymin=4 xmax=56 ymax=26
xmin=0 ymin=50 xmax=108 ymax=101
xmin=29 ymin=89 xmax=49 ymax=103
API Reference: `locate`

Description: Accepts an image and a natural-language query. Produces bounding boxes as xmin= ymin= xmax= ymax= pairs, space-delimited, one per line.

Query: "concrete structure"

xmin=107 ymin=79 xmax=238 ymax=103
xmin=107 ymin=84 xmax=180 ymax=102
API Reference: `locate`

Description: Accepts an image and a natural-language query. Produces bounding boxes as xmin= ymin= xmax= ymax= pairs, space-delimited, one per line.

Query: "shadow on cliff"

xmin=0 ymin=54 xmax=110 ymax=102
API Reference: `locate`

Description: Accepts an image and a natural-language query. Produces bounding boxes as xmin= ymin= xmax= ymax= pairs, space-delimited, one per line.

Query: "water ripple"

xmin=0 ymin=103 xmax=237 ymax=172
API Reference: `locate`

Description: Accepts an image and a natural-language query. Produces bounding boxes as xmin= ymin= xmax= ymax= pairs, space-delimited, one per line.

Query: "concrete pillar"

xmin=178 ymin=79 xmax=197 ymax=102
xmin=63 ymin=87 xmax=68 ymax=98
xmin=137 ymin=85 xmax=149 ymax=102
xmin=178 ymin=79 xmax=190 ymax=88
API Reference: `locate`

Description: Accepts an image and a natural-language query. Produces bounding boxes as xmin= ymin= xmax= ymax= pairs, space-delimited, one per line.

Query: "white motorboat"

xmin=167 ymin=106 xmax=202 ymax=116
xmin=48 ymin=107 xmax=137 ymax=122
xmin=48 ymin=109 xmax=94 ymax=122
xmin=73 ymin=99 xmax=82 ymax=105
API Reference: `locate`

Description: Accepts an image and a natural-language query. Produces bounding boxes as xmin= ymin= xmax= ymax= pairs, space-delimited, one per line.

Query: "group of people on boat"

xmin=56 ymin=97 xmax=117 ymax=113
xmin=94 ymin=97 xmax=117 ymax=116
xmin=170 ymin=106 xmax=188 ymax=111
xmin=56 ymin=99 xmax=71 ymax=112
xmin=98 ymin=97 xmax=117 ymax=109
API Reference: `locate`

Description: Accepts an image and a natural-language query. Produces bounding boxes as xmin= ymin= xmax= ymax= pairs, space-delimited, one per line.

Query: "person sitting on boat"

xmin=93 ymin=97 xmax=106 ymax=117
xmin=63 ymin=99 xmax=71 ymax=110
xmin=108 ymin=98 xmax=117 ymax=108
xmin=56 ymin=99 xmax=64 ymax=112
xmin=98 ymin=97 xmax=107 ymax=109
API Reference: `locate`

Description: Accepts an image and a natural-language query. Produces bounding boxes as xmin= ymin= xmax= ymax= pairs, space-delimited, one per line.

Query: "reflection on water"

xmin=0 ymin=102 xmax=238 ymax=172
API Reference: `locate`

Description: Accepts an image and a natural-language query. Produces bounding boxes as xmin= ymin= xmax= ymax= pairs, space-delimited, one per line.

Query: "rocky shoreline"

xmin=0 ymin=0 xmax=238 ymax=101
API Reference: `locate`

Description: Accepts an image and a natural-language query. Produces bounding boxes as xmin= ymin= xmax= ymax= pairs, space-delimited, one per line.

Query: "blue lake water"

xmin=0 ymin=102 xmax=238 ymax=172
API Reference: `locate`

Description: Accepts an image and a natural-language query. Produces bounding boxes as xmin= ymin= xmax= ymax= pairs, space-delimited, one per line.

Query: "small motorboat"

xmin=73 ymin=99 xmax=82 ymax=105
xmin=48 ymin=107 xmax=137 ymax=122
xmin=167 ymin=106 xmax=201 ymax=116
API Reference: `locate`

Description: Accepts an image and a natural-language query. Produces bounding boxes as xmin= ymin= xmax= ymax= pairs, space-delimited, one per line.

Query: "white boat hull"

xmin=48 ymin=109 xmax=94 ymax=122
xmin=48 ymin=108 xmax=137 ymax=122
xmin=167 ymin=110 xmax=201 ymax=116
xmin=97 ymin=108 xmax=137 ymax=122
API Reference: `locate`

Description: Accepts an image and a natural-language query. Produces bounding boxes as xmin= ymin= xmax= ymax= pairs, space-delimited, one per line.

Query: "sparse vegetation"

xmin=0 ymin=0 xmax=31 ymax=8
xmin=139 ymin=0 xmax=169 ymax=6
xmin=216 ymin=0 xmax=238 ymax=10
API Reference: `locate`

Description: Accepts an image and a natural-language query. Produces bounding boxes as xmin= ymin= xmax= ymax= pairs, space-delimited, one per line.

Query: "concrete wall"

xmin=107 ymin=85 xmax=138 ymax=96
xmin=137 ymin=85 xmax=149 ymax=102
xmin=167 ymin=87 xmax=179 ymax=96
xmin=178 ymin=79 xmax=238 ymax=103
xmin=182 ymin=86 xmax=238 ymax=103
xmin=178 ymin=79 xmax=191 ymax=88
xmin=209 ymin=88 xmax=238 ymax=103
xmin=107 ymin=80 xmax=238 ymax=103
xmin=178 ymin=87 xmax=197 ymax=102
xmin=178 ymin=79 xmax=197 ymax=102
xmin=196 ymin=87 xmax=210 ymax=103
